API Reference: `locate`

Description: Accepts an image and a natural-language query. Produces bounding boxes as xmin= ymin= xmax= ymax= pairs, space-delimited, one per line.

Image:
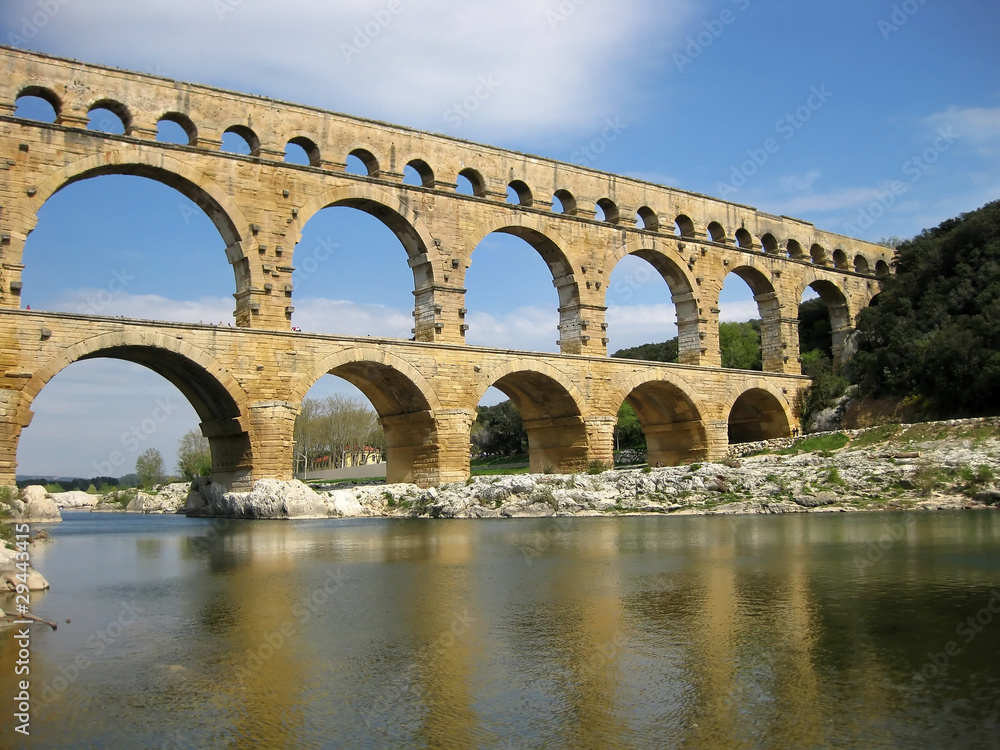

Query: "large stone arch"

xmin=721 ymin=264 xmax=784 ymax=372
xmin=474 ymin=359 xmax=589 ymax=474
xmin=612 ymin=371 xmax=708 ymax=466
xmin=725 ymin=382 xmax=795 ymax=444
xmin=292 ymin=182 xmax=444 ymax=341
xmin=464 ymin=216 xmax=586 ymax=353
xmin=18 ymin=329 xmax=253 ymax=488
xmin=19 ymin=148 xmax=255 ymax=311
xmin=294 ymin=346 xmax=444 ymax=484
xmin=606 ymin=239 xmax=702 ymax=364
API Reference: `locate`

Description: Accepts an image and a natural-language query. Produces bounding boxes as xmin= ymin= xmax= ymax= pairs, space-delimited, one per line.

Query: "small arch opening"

xmin=707 ymin=221 xmax=726 ymax=243
xmin=403 ymin=159 xmax=435 ymax=187
xmin=87 ymin=100 xmax=130 ymax=135
xmin=552 ymin=189 xmax=576 ymax=215
xmin=675 ymin=215 xmax=695 ymax=238
xmin=15 ymin=87 xmax=59 ymax=122
xmin=810 ymin=243 xmax=828 ymax=265
xmin=832 ymin=249 xmax=848 ymax=270
xmin=761 ymin=233 xmax=779 ymax=254
xmin=875 ymin=260 xmax=890 ymax=277
xmin=156 ymin=113 xmax=197 ymax=145
xmin=636 ymin=206 xmax=659 ymax=231
xmin=286 ymin=136 xmax=321 ymax=167
xmin=507 ymin=180 xmax=533 ymax=207
xmin=787 ymin=239 xmax=804 ymax=260
xmin=456 ymin=167 xmax=486 ymax=197
xmin=854 ymin=255 xmax=870 ymax=274
xmin=735 ymin=228 xmax=754 ymax=249
xmin=597 ymin=198 xmax=619 ymax=224
xmin=221 ymin=125 xmax=260 ymax=156
xmin=346 ymin=148 xmax=379 ymax=176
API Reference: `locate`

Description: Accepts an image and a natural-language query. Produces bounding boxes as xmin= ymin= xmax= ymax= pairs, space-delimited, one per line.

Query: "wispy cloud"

xmin=3 ymin=0 xmax=694 ymax=142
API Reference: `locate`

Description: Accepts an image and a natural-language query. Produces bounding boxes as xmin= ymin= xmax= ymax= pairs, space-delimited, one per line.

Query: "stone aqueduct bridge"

xmin=0 ymin=47 xmax=892 ymax=488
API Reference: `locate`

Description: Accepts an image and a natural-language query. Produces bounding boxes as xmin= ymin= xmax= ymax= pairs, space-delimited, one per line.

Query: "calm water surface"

xmin=2 ymin=510 xmax=1000 ymax=749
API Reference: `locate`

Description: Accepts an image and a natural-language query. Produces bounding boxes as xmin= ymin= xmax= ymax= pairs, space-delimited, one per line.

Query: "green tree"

xmin=135 ymin=448 xmax=164 ymax=488
xmin=472 ymin=400 xmax=526 ymax=456
xmin=614 ymin=401 xmax=646 ymax=450
xmin=719 ymin=320 xmax=762 ymax=370
xmin=177 ymin=429 xmax=212 ymax=480
xmin=852 ymin=199 xmax=1000 ymax=417
xmin=612 ymin=339 xmax=679 ymax=363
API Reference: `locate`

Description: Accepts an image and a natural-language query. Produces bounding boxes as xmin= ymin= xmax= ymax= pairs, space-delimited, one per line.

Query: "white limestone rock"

xmin=52 ymin=490 xmax=99 ymax=509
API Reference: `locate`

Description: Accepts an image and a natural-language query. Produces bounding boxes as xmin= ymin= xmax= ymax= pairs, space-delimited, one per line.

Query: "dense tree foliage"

xmin=472 ymin=400 xmax=526 ymax=456
xmin=851 ymin=200 xmax=1000 ymax=416
xmin=611 ymin=339 xmax=679 ymax=363
xmin=615 ymin=402 xmax=645 ymax=450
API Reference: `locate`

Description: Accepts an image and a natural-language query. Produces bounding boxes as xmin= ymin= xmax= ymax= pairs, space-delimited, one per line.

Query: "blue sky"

xmin=2 ymin=0 xmax=998 ymax=478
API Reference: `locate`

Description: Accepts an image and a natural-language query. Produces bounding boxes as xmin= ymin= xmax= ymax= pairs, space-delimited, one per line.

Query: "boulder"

xmin=327 ymin=490 xmax=366 ymax=517
xmin=974 ymin=488 xmax=1000 ymax=506
xmin=126 ymin=490 xmax=185 ymax=514
xmin=6 ymin=486 xmax=62 ymax=523
xmin=51 ymin=490 xmax=99 ymax=509
xmin=187 ymin=478 xmax=328 ymax=519
xmin=793 ymin=491 xmax=839 ymax=508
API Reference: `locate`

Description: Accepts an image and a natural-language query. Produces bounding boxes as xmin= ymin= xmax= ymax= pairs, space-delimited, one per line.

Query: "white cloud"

xmin=4 ymin=0 xmax=695 ymax=142
xmin=465 ymin=306 xmax=559 ymax=352
xmin=293 ymin=297 xmax=413 ymax=338
xmin=50 ymin=289 xmax=235 ymax=324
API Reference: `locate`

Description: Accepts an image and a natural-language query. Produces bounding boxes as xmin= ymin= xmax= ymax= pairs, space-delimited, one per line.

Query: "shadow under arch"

xmin=26 ymin=148 xmax=253 ymax=301
xmin=464 ymin=216 xmax=582 ymax=353
xmin=726 ymin=385 xmax=793 ymax=444
xmin=21 ymin=330 xmax=252 ymax=488
xmin=294 ymin=347 xmax=443 ymax=484
xmin=723 ymin=264 xmax=782 ymax=372
xmin=613 ymin=372 xmax=708 ymax=466
xmin=474 ymin=360 xmax=589 ymax=474
xmin=607 ymin=241 xmax=701 ymax=364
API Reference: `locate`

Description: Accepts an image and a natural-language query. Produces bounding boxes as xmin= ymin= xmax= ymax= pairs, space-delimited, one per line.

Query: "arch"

xmin=636 ymin=206 xmax=659 ymax=231
xmin=465 ymin=217 xmax=576 ymax=301
xmin=222 ymin=125 xmax=260 ymax=156
xmin=294 ymin=183 xmax=434 ymax=267
xmin=597 ymin=198 xmax=620 ymax=224
xmin=735 ymin=228 xmax=754 ymax=249
xmin=613 ymin=372 xmax=708 ymax=466
xmin=474 ymin=361 xmax=589 ymax=474
xmin=607 ymin=240 xmax=701 ymax=364
xmin=286 ymin=135 xmax=321 ymax=167
xmin=22 ymin=330 xmax=252 ymax=484
xmin=157 ymin=112 xmax=198 ymax=146
xmin=720 ymin=265 xmax=780 ymax=371
xmin=295 ymin=348 xmax=442 ymax=484
xmin=832 ymin=248 xmax=849 ymax=270
xmin=457 ymin=167 xmax=486 ymax=197
xmin=345 ymin=147 xmax=378 ymax=176
xmin=88 ymin=98 xmax=132 ymax=135
xmin=405 ymin=158 xmax=435 ymax=187
xmin=787 ymin=239 xmax=804 ymax=260
xmin=707 ymin=221 xmax=726 ymax=243
xmin=15 ymin=85 xmax=60 ymax=121
xmin=32 ymin=150 xmax=248 ymax=251
xmin=675 ymin=214 xmax=696 ymax=238
xmin=875 ymin=259 xmax=890 ymax=277
xmin=294 ymin=347 xmax=441 ymax=415
xmin=553 ymin=189 xmax=577 ymax=215
xmin=761 ymin=233 xmax=779 ymax=254
xmin=854 ymin=254 xmax=870 ymax=274
xmin=810 ymin=243 xmax=828 ymax=265
xmin=726 ymin=386 xmax=792 ymax=444
xmin=798 ymin=276 xmax=853 ymax=367
xmin=508 ymin=180 xmax=533 ymax=207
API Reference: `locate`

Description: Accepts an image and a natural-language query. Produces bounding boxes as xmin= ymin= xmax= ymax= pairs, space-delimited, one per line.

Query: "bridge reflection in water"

xmin=8 ymin=512 xmax=1000 ymax=748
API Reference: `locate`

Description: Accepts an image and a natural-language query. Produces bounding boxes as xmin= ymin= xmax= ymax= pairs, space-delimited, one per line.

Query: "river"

xmin=2 ymin=510 xmax=1000 ymax=749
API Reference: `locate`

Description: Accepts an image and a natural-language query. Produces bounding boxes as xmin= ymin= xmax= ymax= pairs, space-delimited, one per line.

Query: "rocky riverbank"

xmin=7 ymin=418 xmax=1000 ymax=522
